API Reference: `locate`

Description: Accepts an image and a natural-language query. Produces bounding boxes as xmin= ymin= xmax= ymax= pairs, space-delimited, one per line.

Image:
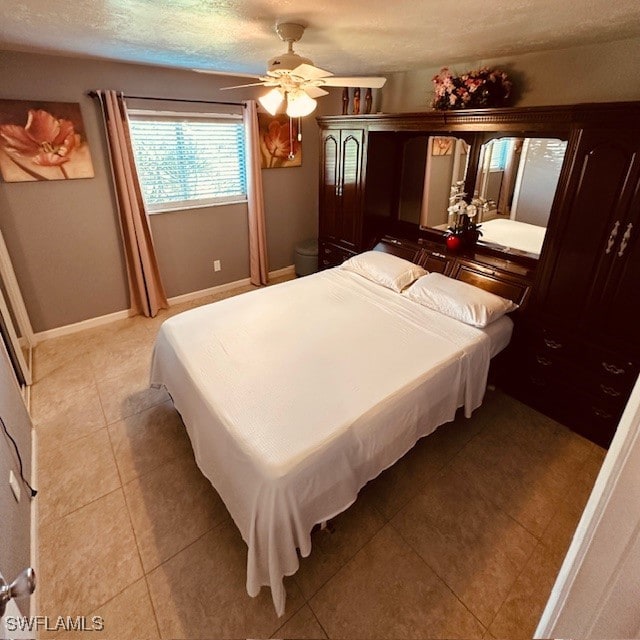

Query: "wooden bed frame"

xmin=373 ymin=235 xmax=533 ymax=307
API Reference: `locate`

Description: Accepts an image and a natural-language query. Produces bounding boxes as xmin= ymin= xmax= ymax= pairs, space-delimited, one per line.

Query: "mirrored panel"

xmin=0 ymin=229 xmax=34 ymax=391
xmin=473 ymin=137 xmax=568 ymax=256
xmin=418 ymin=136 xmax=470 ymax=229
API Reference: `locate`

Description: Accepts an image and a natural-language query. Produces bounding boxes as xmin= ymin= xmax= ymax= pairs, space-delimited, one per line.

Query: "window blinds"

xmin=128 ymin=111 xmax=247 ymax=213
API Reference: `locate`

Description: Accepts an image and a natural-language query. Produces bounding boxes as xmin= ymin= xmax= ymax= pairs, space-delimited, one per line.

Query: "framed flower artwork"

xmin=257 ymin=113 xmax=302 ymax=169
xmin=0 ymin=99 xmax=95 ymax=182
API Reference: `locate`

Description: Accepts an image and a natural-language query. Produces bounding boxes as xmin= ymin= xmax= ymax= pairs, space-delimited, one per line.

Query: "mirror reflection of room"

xmin=417 ymin=136 xmax=470 ymax=229
xmin=474 ymin=137 xmax=568 ymax=255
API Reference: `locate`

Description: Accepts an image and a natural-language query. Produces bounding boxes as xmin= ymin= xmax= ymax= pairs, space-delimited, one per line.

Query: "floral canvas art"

xmin=0 ymin=100 xmax=95 ymax=181
xmin=258 ymin=113 xmax=302 ymax=169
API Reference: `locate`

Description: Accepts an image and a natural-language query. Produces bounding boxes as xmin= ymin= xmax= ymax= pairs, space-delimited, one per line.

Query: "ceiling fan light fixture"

xmin=259 ymin=88 xmax=284 ymax=115
xmin=286 ymin=91 xmax=317 ymax=118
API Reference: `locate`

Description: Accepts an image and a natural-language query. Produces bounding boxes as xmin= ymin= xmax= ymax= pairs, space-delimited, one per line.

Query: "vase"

xmin=445 ymin=234 xmax=462 ymax=252
xmin=463 ymin=228 xmax=481 ymax=247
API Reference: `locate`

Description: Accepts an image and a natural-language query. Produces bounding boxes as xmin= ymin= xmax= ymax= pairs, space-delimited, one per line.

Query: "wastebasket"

xmin=294 ymin=238 xmax=318 ymax=277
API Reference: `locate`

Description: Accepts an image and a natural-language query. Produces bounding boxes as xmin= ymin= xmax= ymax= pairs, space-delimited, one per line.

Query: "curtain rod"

xmin=87 ymin=91 xmax=245 ymax=107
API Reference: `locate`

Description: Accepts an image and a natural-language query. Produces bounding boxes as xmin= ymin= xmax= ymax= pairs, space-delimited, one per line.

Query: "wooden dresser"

xmin=508 ymin=126 xmax=640 ymax=447
xmin=317 ymin=102 xmax=640 ymax=447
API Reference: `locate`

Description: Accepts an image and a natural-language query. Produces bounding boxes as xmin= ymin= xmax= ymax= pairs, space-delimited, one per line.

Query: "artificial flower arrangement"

xmin=445 ymin=181 xmax=492 ymax=250
xmin=432 ymin=66 xmax=512 ymax=110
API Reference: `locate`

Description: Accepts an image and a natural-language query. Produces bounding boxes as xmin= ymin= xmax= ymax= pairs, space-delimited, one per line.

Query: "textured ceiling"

xmin=1 ymin=0 xmax=640 ymax=77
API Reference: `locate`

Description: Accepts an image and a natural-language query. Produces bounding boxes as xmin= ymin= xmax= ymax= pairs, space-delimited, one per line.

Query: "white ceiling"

xmin=1 ymin=0 xmax=640 ymax=78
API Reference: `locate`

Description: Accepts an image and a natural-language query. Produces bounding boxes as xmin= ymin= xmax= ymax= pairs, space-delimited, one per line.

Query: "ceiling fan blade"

xmin=303 ymin=86 xmax=330 ymax=99
xmin=291 ymin=63 xmax=334 ymax=80
xmin=220 ymin=82 xmax=269 ymax=90
xmin=321 ymin=76 xmax=387 ymax=88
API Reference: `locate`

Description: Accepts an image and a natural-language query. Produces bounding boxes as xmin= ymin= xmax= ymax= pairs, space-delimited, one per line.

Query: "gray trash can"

xmin=294 ymin=238 xmax=318 ymax=277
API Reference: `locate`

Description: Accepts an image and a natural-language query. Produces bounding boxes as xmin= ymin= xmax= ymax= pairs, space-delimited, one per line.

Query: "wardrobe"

xmin=317 ymin=102 xmax=640 ymax=447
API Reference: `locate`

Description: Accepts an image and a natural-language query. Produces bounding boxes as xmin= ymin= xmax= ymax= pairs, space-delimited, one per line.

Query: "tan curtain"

xmin=95 ymin=90 xmax=168 ymax=317
xmin=243 ymin=100 xmax=269 ymax=286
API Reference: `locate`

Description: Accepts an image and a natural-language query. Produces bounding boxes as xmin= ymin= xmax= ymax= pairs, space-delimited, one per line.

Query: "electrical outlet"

xmin=9 ymin=470 xmax=20 ymax=502
xmin=214 ymin=260 xmax=221 ymax=272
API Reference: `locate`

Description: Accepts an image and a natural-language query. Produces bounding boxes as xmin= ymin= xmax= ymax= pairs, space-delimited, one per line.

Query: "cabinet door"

xmin=536 ymin=129 xmax=640 ymax=328
xmin=338 ymin=130 xmax=365 ymax=249
xmin=320 ymin=132 xmax=340 ymax=241
xmin=593 ymin=176 xmax=640 ymax=343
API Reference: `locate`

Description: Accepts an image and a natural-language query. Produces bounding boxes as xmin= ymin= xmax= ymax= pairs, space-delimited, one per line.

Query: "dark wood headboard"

xmin=373 ymin=236 xmax=533 ymax=307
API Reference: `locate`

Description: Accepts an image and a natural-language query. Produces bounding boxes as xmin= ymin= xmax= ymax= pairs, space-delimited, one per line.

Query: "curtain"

xmin=243 ymin=100 xmax=269 ymax=286
xmin=95 ymin=90 xmax=168 ymax=317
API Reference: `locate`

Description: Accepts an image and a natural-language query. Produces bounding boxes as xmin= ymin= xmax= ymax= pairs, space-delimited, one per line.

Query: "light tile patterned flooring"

xmin=32 ymin=275 xmax=605 ymax=639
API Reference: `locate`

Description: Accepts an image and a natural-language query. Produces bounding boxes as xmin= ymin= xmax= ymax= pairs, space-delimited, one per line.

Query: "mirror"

xmin=0 ymin=229 xmax=33 ymax=391
xmin=416 ymin=136 xmax=470 ymax=229
xmin=472 ymin=136 xmax=568 ymax=256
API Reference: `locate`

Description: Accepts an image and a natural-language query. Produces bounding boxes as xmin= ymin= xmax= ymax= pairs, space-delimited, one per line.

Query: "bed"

xmin=480 ymin=218 xmax=547 ymax=256
xmin=150 ymin=243 xmax=519 ymax=616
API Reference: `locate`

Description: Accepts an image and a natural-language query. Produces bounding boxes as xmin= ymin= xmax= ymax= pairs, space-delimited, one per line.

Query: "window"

xmin=128 ymin=110 xmax=247 ymax=213
xmin=489 ymin=138 xmax=511 ymax=171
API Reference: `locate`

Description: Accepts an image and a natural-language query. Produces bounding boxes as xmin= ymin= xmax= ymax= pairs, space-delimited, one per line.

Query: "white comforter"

xmin=480 ymin=218 xmax=547 ymax=255
xmin=150 ymin=268 xmax=507 ymax=615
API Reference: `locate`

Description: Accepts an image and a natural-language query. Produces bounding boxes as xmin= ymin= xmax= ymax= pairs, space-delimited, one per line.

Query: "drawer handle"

xmin=529 ymin=376 xmax=547 ymax=387
xmin=605 ymin=220 xmax=620 ymax=254
xmin=325 ymin=247 xmax=332 ymax=255
xmin=617 ymin=222 xmax=633 ymax=258
xmin=600 ymin=384 xmax=621 ymax=397
xmin=536 ymin=355 xmax=552 ymax=366
xmin=544 ymin=338 xmax=563 ymax=350
xmin=602 ymin=361 xmax=625 ymax=375
xmin=432 ymin=252 xmax=446 ymax=259
xmin=592 ymin=407 xmax=613 ymax=419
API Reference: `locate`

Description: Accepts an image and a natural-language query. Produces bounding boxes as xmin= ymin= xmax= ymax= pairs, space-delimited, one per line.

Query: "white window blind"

xmin=489 ymin=138 xmax=511 ymax=171
xmin=128 ymin=110 xmax=247 ymax=213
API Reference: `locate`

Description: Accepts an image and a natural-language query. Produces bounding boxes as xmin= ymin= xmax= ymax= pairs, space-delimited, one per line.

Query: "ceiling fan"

xmin=218 ymin=23 xmax=387 ymax=117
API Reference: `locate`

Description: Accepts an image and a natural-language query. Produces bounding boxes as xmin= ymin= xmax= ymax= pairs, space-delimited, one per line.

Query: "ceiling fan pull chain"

xmin=298 ymin=117 xmax=302 ymax=142
xmin=288 ymin=116 xmax=295 ymax=160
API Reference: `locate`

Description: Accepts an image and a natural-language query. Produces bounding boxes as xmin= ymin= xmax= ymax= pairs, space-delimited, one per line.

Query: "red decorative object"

xmin=446 ymin=234 xmax=462 ymax=252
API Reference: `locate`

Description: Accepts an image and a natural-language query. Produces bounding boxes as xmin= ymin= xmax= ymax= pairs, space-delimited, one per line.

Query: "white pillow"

xmin=403 ymin=272 xmax=518 ymax=327
xmin=340 ymin=251 xmax=427 ymax=293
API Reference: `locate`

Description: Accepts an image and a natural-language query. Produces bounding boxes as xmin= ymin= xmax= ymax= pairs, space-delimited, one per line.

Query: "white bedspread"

xmin=481 ymin=218 xmax=546 ymax=255
xmin=150 ymin=269 xmax=511 ymax=615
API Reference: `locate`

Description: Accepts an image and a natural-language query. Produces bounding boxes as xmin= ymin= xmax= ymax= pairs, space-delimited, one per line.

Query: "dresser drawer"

xmin=523 ymin=346 xmax=630 ymax=403
xmin=523 ymin=324 xmax=639 ymax=387
xmin=518 ymin=371 xmax=622 ymax=448
xmin=318 ymin=241 xmax=356 ymax=269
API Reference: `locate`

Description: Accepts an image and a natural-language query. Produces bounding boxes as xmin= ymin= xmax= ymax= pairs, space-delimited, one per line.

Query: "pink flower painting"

xmin=0 ymin=100 xmax=94 ymax=181
xmin=257 ymin=113 xmax=302 ymax=169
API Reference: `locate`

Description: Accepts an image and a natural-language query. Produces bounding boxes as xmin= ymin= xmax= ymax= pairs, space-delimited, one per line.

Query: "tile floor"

xmin=31 ymin=275 xmax=605 ymax=639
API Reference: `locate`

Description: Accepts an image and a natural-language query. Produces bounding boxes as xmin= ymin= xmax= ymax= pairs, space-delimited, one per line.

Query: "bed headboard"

xmin=373 ymin=236 xmax=534 ymax=307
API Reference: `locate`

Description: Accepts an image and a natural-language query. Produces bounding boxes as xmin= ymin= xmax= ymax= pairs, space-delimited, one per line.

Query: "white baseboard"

xmin=269 ymin=265 xmax=296 ymax=279
xmin=33 ymin=265 xmax=295 ymax=343
xmin=166 ymin=277 xmax=252 ymax=306
xmin=33 ymin=308 xmax=134 ymax=343
xmin=166 ymin=265 xmax=294 ymax=305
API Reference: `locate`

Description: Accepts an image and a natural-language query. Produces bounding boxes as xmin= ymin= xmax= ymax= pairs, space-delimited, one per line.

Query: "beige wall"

xmin=383 ymin=36 xmax=640 ymax=112
xmin=0 ymin=51 xmax=341 ymax=332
